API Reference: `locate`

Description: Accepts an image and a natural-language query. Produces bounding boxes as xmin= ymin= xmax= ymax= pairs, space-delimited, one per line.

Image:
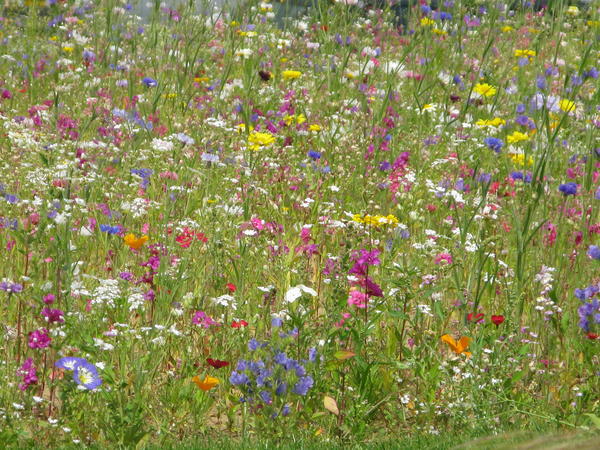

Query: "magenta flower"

xmin=28 ymin=328 xmax=51 ymax=349
xmin=16 ymin=358 xmax=38 ymax=391
xmin=192 ymin=310 xmax=220 ymax=328
xmin=41 ymin=307 xmax=64 ymax=324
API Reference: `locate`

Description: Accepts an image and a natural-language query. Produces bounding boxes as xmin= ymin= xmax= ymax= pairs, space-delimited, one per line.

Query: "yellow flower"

xmin=421 ymin=17 xmax=435 ymax=27
xmin=284 ymin=114 xmax=295 ymax=126
xmin=248 ymin=131 xmax=275 ymax=150
xmin=509 ymin=153 xmax=534 ymax=167
xmin=309 ymin=124 xmax=321 ymax=132
xmin=124 ymin=234 xmax=149 ymax=250
xmin=507 ymin=131 xmax=530 ymax=144
xmin=282 ymin=70 xmax=302 ymax=80
xmin=514 ymin=49 xmax=536 ymax=58
xmin=502 ymin=26 xmax=514 ymax=32
xmin=352 ymin=214 xmax=399 ymax=229
xmin=473 ymin=83 xmax=497 ymax=98
xmin=441 ymin=335 xmax=472 ymax=358
xmin=296 ymin=114 xmax=306 ymax=124
xmin=432 ymin=28 xmax=447 ymax=36
xmin=192 ymin=375 xmax=219 ymax=391
xmin=559 ymin=99 xmax=576 ymax=113
xmin=567 ymin=5 xmax=579 ymax=15
xmin=475 ymin=117 xmax=506 ymax=128
xmin=62 ymin=46 xmax=74 ymax=53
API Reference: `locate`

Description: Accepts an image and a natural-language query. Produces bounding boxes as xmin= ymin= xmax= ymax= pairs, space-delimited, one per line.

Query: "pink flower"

xmin=434 ymin=253 xmax=453 ymax=265
xmin=347 ymin=290 xmax=368 ymax=308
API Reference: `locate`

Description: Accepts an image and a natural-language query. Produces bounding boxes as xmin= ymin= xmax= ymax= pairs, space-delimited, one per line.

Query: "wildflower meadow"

xmin=0 ymin=0 xmax=599 ymax=447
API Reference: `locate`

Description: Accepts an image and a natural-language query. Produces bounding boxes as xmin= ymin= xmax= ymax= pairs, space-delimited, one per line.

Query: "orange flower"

xmin=123 ymin=233 xmax=148 ymax=250
xmin=441 ymin=334 xmax=472 ymax=357
xmin=192 ymin=375 xmax=219 ymax=391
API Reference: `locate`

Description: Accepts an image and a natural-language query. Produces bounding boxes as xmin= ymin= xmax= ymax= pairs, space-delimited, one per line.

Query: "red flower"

xmin=587 ymin=333 xmax=598 ymax=340
xmin=491 ymin=315 xmax=505 ymax=326
xmin=175 ymin=228 xmax=208 ymax=248
xmin=231 ymin=320 xmax=248 ymax=328
xmin=467 ymin=313 xmax=485 ymax=324
xmin=226 ymin=283 xmax=237 ymax=293
xmin=207 ymin=358 xmax=230 ymax=369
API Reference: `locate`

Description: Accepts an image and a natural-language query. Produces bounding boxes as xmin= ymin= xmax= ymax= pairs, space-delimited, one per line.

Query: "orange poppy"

xmin=192 ymin=375 xmax=219 ymax=391
xmin=441 ymin=334 xmax=472 ymax=357
xmin=123 ymin=233 xmax=148 ymax=250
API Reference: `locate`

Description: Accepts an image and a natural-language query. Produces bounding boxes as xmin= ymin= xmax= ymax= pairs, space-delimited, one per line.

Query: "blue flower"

xmin=230 ymin=371 xmax=249 ymax=385
xmin=308 ymin=347 xmax=317 ymax=362
xmin=73 ymin=361 xmax=102 ymax=390
xmin=308 ymin=150 xmax=321 ymax=161
xmin=588 ymin=245 xmax=600 ymax=261
xmin=595 ymin=187 xmax=600 ymax=200
xmin=248 ymin=338 xmax=260 ymax=351
xmin=142 ymin=77 xmax=157 ymax=87
xmin=271 ymin=317 xmax=283 ymax=328
xmin=558 ymin=182 xmax=578 ymax=196
xmin=100 ymin=224 xmax=120 ymax=235
xmin=55 ymin=357 xmax=86 ymax=371
xmin=292 ymin=376 xmax=313 ymax=396
xmin=484 ymin=137 xmax=503 ymax=153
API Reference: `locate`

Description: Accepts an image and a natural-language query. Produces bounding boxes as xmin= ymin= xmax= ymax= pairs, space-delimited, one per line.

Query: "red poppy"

xmin=226 ymin=283 xmax=237 ymax=293
xmin=231 ymin=320 xmax=248 ymax=328
xmin=207 ymin=358 xmax=230 ymax=369
xmin=467 ymin=313 xmax=485 ymax=324
xmin=587 ymin=333 xmax=598 ymax=340
xmin=491 ymin=315 xmax=505 ymax=326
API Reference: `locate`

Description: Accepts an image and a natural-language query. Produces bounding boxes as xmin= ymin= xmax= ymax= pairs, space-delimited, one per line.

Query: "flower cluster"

xmin=229 ymin=330 xmax=316 ymax=418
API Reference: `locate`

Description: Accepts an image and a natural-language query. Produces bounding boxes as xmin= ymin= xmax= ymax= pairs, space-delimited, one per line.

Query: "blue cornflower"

xmin=308 ymin=150 xmax=321 ymax=161
xmin=588 ymin=245 xmax=600 ymax=261
xmin=484 ymin=137 xmax=504 ymax=153
xmin=271 ymin=317 xmax=283 ymax=328
xmin=99 ymin=224 xmax=120 ymax=235
xmin=308 ymin=347 xmax=317 ymax=362
xmin=73 ymin=361 xmax=102 ymax=390
xmin=558 ymin=182 xmax=578 ymax=196
xmin=595 ymin=187 xmax=600 ymax=200
xmin=292 ymin=376 xmax=313 ymax=396
xmin=142 ymin=77 xmax=157 ymax=87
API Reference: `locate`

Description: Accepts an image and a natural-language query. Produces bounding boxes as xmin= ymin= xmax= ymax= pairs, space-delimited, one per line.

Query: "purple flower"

xmin=558 ymin=182 xmax=578 ymax=196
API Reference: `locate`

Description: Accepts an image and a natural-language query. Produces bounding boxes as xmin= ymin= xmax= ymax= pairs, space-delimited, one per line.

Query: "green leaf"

xmin=333 ymin=350 xmax=356 ymax=361
xmin=584 ymin=413 xmax=600 ymax=430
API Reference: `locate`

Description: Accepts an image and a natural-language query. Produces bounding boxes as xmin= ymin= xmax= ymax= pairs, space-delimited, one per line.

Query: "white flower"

xmin=284 ymin=285 xmax=317 ymax=304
